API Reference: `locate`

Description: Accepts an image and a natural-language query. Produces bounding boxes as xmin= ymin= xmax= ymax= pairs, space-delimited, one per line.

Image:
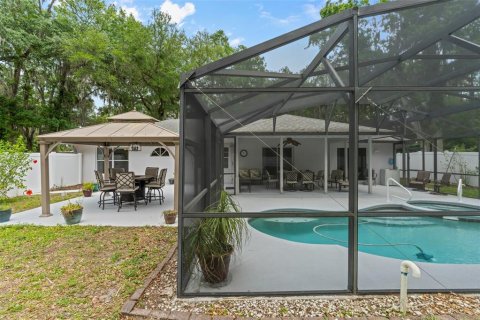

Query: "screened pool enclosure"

xmin=179 ymin=0 xmax=480 ymax=296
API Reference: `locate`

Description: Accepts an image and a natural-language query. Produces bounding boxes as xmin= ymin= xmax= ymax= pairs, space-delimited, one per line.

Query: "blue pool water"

xmin=249 ymin=205 xmax=480 ymax=264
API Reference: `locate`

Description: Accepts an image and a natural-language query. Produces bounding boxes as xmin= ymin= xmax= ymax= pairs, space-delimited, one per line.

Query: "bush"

xmin=60 ymin=202 xmax=83 ymax=216
xmin=82 ymin=182 xmax=95 ymax=191
xmin=0 ymin=138 xmax=31 ymax=206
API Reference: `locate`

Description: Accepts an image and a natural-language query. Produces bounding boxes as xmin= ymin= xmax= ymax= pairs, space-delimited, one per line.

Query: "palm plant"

xmin=187 ymin=191 xmax=249 ymax=284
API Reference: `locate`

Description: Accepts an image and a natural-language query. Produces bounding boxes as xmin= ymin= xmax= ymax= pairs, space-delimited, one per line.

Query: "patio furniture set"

xmin=94 ymin=167 xmax=167 ymax=211
xmin=239 ymin=169 xmax=354 ymax=192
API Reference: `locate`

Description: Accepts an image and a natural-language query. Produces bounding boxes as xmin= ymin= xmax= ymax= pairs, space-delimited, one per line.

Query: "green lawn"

xmin=6 ymin=192 xmax=83 ymax=213
xmin=0 ymin=225 xmax=177 ymax=319
xmin=425 ymin=183 xmax=479 ymax=199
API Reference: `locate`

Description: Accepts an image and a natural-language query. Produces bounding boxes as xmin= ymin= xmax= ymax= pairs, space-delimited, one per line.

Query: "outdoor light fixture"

xmin=129 ymin=144 xmax=141 ymax=151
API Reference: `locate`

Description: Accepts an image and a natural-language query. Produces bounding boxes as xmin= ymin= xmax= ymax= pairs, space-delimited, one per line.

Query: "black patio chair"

xmin=94 ymin=170 xmax=117 ymax=210
xmin=301 ymin=170 xmax=315 ymax=191
xmin=145 ymin=167 xmax=159 ymax=179
xmin=115 ymin=172 xmax=139 ymax=212
xmin=146 ymin=168 xmax=167 ymax=204
xmin=265 ymin=170 xmax=279 ymax=189
xmin=109 ymin=167 xmax=125 ymax=181
xmin=285 ymin=171 xmax=299 ymax=191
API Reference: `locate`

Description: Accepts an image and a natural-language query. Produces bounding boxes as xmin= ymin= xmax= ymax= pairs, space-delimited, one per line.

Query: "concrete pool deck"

xmin=186 ymin=184 xmax=480 ymax=293
xmin=186 ymin=224 xmax=480 ymax=293
xmin=234 ymin=183 xmax=480 ymax=212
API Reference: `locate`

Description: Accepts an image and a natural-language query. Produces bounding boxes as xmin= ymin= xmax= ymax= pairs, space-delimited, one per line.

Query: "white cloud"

xmin=122 ymin=5 xmax=140 ymax=20
xmin=160 ymin=0 xmax=196 ymax=24
xmin=256 ymin=3 xmax=299 ymax=26
xmin=303 ymin=2 xmax=324 ymax=20
xmin=229 ymin=37 xmax=245 ymax=47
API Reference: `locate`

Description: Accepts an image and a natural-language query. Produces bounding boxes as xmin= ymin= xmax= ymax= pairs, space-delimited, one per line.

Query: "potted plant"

xmin=60 ymin=202 xmax=83 ymax=225
xmin=0 ymin=138 xmax=31 ymax=223
xmin=163 ymin=209 xmax=177 ymax=224
xmin=82 ymin=182 xmax=94 ymax=197
xmin=187 ymin=191 xmax=249 ymax=284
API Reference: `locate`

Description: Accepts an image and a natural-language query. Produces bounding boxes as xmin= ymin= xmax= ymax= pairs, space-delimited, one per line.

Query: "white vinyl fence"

xmin=396 ymin=151 xmax=479 ymax=187
xmin=8 ymin=152 xmax=83 ymax=197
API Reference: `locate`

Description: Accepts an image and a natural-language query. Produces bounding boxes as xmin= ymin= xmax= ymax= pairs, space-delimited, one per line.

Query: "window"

xmin=151 ymin=147 xmax=170 ymax=157
xmin=96 ymin=147 xmax=129 ymax=173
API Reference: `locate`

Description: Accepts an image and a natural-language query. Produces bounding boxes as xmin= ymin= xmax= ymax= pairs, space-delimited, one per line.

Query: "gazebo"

xmin=37 ymin=111 xmax=180 ymax=216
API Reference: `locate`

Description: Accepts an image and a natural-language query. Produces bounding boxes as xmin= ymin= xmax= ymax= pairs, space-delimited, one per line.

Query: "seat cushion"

xmin=250 ymin=169 xmax=261 ymax=179
xmin=117 ymin=187 xmax=139 ymax=192
xmin=239 ymin=169 xmax=250 ymax=179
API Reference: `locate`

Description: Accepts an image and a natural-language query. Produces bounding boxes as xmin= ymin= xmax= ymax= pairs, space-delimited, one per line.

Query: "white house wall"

xmin=236 ymin=137 xmax=393 ymax=180
xmin=75 ymin=145 xmax=175 ymax=182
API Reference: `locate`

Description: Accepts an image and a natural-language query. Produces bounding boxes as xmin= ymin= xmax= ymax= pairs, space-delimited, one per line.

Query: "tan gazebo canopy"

xmin=37 ymin=111 xmax=180 ymax=216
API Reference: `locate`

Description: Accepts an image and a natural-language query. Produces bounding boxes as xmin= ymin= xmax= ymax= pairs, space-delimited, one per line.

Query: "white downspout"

xmin=400 ymin=260 xmax=421 ymax=313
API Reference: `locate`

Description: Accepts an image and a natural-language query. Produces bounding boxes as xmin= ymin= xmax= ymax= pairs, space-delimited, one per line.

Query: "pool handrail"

xmin=387 ymin=178 xmax=413 ymax=203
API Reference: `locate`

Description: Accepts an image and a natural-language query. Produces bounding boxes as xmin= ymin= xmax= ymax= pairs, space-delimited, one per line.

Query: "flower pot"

xmin=83 ymin=190 xmax=93 ymax=197
xmin=198 ymin=245 xmax=233 ymax=284
xmin=63 ymin=208 xmax=83 ymax=225
xmin=82 ymin=190 xmax=93 ymax=198
xmin=0 ymin=207 xmax=12 ymax=223
xmin=163 ymin=213 xmax=177 ymax=224
xmin=168 ymin=178 xmax=174 ymax=185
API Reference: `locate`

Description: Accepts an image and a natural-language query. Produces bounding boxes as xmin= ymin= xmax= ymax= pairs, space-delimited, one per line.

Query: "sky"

xmin=114 ymin=0 xmax=328 ymax=47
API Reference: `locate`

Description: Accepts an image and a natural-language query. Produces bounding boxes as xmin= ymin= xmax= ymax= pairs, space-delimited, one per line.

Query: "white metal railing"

xmin=387 ymin=178 xmax=413 ymax=203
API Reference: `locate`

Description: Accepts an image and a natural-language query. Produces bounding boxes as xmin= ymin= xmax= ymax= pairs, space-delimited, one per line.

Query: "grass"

xmin=0 ymin=225 xmax=177 ymax=319
xmin=5 ymin=192 xmax=83 ymax=213
xmin=425 ymin=183 xmax=479 ymax=199
xmin=399 ymin=178 xmax=479 ymax=199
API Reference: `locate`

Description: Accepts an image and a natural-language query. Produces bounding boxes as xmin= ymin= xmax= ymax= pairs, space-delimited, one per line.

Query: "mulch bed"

xmin=122 ymin=249 xmax=480 ymax=319
xmin=50 ymin=183 xmax=83 ymax=191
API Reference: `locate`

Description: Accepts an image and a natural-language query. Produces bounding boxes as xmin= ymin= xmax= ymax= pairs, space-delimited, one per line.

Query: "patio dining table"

xmin=120 ymin=174 xmax=155 ymax=202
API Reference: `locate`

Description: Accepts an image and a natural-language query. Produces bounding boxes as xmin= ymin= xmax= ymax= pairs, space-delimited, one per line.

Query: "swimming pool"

xmin=249 ymin=207 xmax=480 ymax=264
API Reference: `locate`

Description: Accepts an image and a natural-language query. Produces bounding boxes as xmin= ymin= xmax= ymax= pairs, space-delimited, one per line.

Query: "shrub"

xmin=0 ymin=138 xmax=31 ymax=206
xmin=60 ymin=202 xmax=83 ymax=217
xmin=82 ymin=182 xmax=95 ymax=191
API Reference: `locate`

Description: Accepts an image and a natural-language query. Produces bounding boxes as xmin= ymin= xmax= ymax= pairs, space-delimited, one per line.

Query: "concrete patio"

xmin=234 ymin=183 xmax=480 ymax=212
xmin=3 ymin=184 xmax=175 ymax=227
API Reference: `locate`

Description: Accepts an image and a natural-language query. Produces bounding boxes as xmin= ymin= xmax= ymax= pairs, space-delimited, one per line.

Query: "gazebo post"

xmin=39 ymin=142 xmax=52 ymax=217
xmin=174 ymin=143 xmax=180 ymax=211
xmin=103 ymin=145 xmax=111 ymax=181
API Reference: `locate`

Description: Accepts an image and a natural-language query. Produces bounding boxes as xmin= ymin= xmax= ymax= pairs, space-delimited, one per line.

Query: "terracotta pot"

xmin=0 ymin=207 xmax=12 ymax=223
xmin=63 ymin=208 xmax=83 ymax=225
xmin=163 ymin=213 xmax=177 ymax=224
xmin=83 ymin=190 xmax=93 ymax=197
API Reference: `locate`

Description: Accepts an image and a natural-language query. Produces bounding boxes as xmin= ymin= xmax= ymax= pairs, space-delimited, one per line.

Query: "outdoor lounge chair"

xmin=409 ymin=170 xmax=431 ymax=191
xmin=95 ymin=170 xmax=117 ymax=210
xmin=116 ymin=172 xmax=140 ymax=212
xmin=433 ymin=172 xmax=452 ymax=194
xmin=285 ymin=171 xmax=299 ymax=191
xmin=265 ymin=170 xmax=279 ymax=189
xmin=239 ymin=169 xmax=251 ymax=192
xmin=301 ymin=170 xmax=315 ymax=191
xmin=249 ymin=168 xmax=262 ymax=184
xmin=146 ymin=168 xmax=167 ymax=204
xmin=315 ymin=170 xmax=324 ymax=188
xmin=328 ymin=170 xmax=343 ymax=188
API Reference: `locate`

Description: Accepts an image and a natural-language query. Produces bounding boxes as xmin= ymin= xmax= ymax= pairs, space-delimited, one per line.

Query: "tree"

xmin=0 ymin=138 xmax=32 ymax=206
